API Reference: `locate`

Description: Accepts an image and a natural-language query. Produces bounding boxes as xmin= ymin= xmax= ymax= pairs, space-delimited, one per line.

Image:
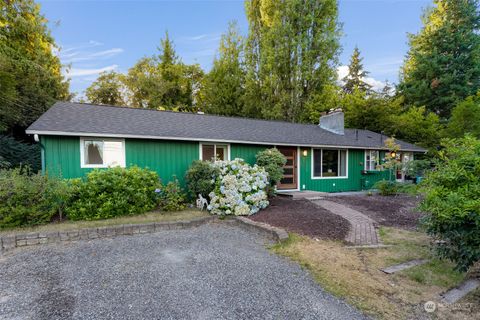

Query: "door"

xmin=278 ymin=147 xmax=298 ymax=190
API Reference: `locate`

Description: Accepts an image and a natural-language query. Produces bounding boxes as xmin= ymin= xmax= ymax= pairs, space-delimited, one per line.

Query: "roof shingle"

xmin=26 ymin=102 xmax=426 ymax=152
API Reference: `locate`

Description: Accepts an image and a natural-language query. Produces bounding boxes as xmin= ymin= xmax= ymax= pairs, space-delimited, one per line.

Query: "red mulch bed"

xmin=248 ymin=196 xmax=349 ymax=241
xmin=328 ymin=194 xmax=424 ymax=230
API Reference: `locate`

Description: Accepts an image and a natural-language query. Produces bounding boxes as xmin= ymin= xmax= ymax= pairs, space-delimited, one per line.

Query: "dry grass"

xmin=272 ymin=227 xmax=474 ymax=320
xmin=0 ymin=209 xmax=209 ymax=236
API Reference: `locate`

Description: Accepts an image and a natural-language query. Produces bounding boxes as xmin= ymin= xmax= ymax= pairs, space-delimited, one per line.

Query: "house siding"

xmin=41 ymin=136 xmax=199 ymax=185
xmin=230 ymin=143 xmax=270 ymax=165
xmin=41 ymin=135 xmax=393 ymax=192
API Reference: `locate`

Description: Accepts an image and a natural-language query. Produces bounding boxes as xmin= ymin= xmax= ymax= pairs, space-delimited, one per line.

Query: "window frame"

xmin=310 ymin=148 xmax=348 ymax=180
xmin=199 ymin=142 xmax=230 ymax=162
xmin=364 ymin=150 xmax=380 ymax=171
xmin=80 ymin=137 xmax=126 ymax=168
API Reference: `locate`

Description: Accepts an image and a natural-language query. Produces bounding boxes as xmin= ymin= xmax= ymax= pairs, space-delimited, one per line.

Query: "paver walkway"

xmin=310 ymin=199 xmax=380 ymax=246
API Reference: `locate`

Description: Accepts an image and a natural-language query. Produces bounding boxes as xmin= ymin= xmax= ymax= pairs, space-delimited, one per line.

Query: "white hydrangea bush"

xmin=207 ymin=158 xmax=269 ymax=216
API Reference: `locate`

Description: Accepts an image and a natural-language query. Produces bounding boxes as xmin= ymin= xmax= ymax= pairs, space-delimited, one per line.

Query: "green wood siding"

xmin=41 ymin=135 xmax=393 ymax=192
xmin=125 ymin=139 xmax=198 ymax=185
xmin=230 ymin=143 xmax=270 ymax=165
xmin=42 ymin=136 xmax=93 ymax=178
xmin=299 ymin=148 xmax=390 ymax=192
xmin=41 ymin=136 xmax=199 ymax=184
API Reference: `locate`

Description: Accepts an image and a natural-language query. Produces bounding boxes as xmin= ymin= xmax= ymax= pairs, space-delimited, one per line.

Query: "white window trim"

xmin=310 ymin=148 xmax=349 ymax=180
xmin=80 ymin=137 xmax=126 ymax=168
xmin=199 ymin=142 xmax=231 ymax=161
xmin=364 ymin=150 xmax=380 ymax=171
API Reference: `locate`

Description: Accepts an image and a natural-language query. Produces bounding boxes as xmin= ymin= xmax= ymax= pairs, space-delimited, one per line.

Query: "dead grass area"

xmin=272 ymin=227 xmax=477 ymax=320
xmin=0 ymin=209 xmax=209 ymax=236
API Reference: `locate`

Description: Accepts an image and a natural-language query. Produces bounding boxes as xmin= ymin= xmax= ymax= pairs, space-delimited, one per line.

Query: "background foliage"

xmin=420 ymin=136 xmax=480 ymax=271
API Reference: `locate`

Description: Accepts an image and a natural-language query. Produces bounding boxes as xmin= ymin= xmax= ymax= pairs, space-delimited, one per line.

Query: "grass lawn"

xmin=272 ymin=227 xmax=477 ymax=320
xmin=0 ymin=209 xmax=210 ymax=236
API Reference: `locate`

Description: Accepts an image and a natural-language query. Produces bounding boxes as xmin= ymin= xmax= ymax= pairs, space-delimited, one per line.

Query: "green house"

xmin=26 ymin=102 xmax=425 ymax=192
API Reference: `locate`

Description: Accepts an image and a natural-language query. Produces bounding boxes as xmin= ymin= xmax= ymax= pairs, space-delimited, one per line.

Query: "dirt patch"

xmin=328 ymin=194 xmax=424 ymax=230
xmin=249 ymin=197 xmax=349 ymax=241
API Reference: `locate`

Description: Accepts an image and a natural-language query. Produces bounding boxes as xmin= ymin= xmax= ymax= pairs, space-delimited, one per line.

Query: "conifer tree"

xmin=342 ymin=46 xmax=372 ymax=94
xmin=398 ymin=0 xmax=480 ymax=119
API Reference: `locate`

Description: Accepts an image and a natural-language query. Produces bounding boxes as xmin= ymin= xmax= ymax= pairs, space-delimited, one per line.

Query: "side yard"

xmin=251 ymin=193 xmax=479 ymax=320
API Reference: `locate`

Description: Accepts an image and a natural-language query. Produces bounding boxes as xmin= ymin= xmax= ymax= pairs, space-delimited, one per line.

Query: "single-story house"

xmin=26 ymin=102 xmax=426 ymax=192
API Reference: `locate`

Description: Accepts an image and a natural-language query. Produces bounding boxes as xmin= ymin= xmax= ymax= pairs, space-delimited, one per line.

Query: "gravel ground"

xmin=0 ymin=223 xmax=367 ymax=320
xmin=249 ymin=197 xmax=350 ymax=240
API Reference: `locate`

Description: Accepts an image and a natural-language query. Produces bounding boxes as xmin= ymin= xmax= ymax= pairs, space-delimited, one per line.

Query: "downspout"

xmin=34 ymin=134 xmax=46 ymax=175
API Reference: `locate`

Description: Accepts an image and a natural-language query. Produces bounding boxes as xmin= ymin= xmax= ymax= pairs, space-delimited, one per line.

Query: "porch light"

xmin=390 ymin=151 xmax=397 ymax=158
xmin=302 ymin=149 xmax=308 ymax=157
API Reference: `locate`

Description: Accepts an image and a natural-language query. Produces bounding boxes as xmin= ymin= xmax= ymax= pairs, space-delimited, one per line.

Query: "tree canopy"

xmin=85 ymin=71 xmax=126 ymax=106
xmin=398 ymin=0 xmax=480 ymax=119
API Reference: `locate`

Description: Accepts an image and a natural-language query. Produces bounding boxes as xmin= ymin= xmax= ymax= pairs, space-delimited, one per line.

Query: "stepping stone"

xmin=381 ymin=259 xmax=428 ymax=274
xmin=441 ymin=279 xmax=480 ymax=304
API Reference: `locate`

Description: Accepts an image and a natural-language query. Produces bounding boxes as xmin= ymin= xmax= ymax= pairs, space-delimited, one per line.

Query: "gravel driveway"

xmin=0 ymin=223 xmax=367 ymax=320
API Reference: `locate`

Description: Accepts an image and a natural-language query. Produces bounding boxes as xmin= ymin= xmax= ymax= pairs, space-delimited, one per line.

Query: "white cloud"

xmin=181 ymin=33 xmax=221 ymax=43
xmin=90 ymin=48 xmax=124 ymax=58
xmin=65 ymin=64 xmax=118 ymax=77
xmin=337 ymin=65 xmax=386 ymax=92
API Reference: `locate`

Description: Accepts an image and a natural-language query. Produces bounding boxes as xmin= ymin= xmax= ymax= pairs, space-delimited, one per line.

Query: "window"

xmin=80 ymin=138 xmax=125 ymax=168
xmin=200 ymin=143 xmax=229 ymax=161
xmin=312 ymin=149 xmax=347 ymax=178
xmin=365 ymin=150 xmax=380 ymax=171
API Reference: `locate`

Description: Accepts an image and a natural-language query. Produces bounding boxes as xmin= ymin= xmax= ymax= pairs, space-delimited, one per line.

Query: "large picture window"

xmin=365 ymin=150 xmax=380 ymax=171
xmin=200 ymin=143 xmax=229 ymax=161
xmin=80 ymin=138 xmax=125 ymax=168
xmin=312 ymin=149 xmax=347 ymax=178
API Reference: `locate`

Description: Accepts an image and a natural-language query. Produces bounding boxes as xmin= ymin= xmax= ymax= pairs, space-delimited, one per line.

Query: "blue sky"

xmin=39 ymin=0 xmax=431 ymax=97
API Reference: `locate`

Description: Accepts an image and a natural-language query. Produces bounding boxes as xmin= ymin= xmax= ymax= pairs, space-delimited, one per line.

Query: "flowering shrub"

xmin=207 ymin=158 xmax=269 ymax=216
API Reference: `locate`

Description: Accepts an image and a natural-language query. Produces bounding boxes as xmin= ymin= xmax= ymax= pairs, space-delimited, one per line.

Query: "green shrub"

xmin=66 ymin=166 xmax=162 ymax=220
xmin=255 ymin=148 xmax=286 ymax=195
xmin=158 ymin=177 xmax=186 ymax=211
xmin=0 ymin=135 xmax=41 ymax=172
xmin=185 ymin=160 xmax=219 ymax=199
xmin=420 ymin=135 xmax=480 ymax=271
xmin=374 ymin=180 xmax=398 ymax=196
xmin=0 ymin=167 xmax=69 ymax=228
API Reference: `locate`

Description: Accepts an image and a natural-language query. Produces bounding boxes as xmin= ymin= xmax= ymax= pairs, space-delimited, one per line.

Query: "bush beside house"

xmin=0 ymin=168 xmax=68 ymax=229
xmin=66 ymin=166 xmax=163 ymax=221
xmin=255 ymin=148 xmax=287 ymax=196
xmin=185 ymin=160 xmax=220 ymax=199
xmin=420 ymin=135 xmax=480 ymax=272
xmin=208 ymin=158 xmax=269 ymax=216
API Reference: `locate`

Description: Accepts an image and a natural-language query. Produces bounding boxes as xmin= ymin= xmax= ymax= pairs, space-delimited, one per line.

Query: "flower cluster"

xmin=207 ymin=158 xmax=269 ymax=216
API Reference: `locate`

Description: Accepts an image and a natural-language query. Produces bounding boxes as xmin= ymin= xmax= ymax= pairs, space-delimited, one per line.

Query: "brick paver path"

xmin=310 ymin=200 xmax=381 ymax=246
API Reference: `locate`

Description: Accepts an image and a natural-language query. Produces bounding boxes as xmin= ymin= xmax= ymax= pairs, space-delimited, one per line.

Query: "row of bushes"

xmin=0 ymin=147 xmax=286 ymax=228
xmin=0 ymin=166 xmax=186 ymax=229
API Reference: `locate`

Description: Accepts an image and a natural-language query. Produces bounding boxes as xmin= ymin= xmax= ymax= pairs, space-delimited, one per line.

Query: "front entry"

xmin=277 ymin=147 xmax=298 ymax=190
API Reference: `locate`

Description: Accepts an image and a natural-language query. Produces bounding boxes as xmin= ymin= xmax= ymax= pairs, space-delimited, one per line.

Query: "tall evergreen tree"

xmin=85 ymin=71 xmax=126 ymax=106
xmin=244 ymin=0 xmax=341 ymax=122
xmin=342 ymin=46 xmax=372 ymax=94
xmin=200 ymin=21 xmax=246 ymax=116
xmin=398 ymin=0 xmax=480 ymax=119
xmin=123 ymin=32 xmax=203 ymax=111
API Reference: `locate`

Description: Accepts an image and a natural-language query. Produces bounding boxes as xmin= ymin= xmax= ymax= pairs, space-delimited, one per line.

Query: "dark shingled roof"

xmin=26 ymin=101 xmax=426 ymax=152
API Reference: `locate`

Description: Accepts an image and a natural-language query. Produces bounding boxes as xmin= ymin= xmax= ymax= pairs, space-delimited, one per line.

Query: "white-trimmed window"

xmin=312 ymin=149 xmax=347 ymax=178
xmin=365 ymin=150 xmax=380 ymax=171
xmin=80 ymin=138 xmax=125 ymax=168
xmin=200 ymin=143 xmax=229 ymax=161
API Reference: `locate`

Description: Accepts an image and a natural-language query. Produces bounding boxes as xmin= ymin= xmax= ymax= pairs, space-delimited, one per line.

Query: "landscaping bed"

xmin=248 ymin=197 xmax=349 ymax=240
xmin=328 ymin=194 xmax=424 ymax=230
